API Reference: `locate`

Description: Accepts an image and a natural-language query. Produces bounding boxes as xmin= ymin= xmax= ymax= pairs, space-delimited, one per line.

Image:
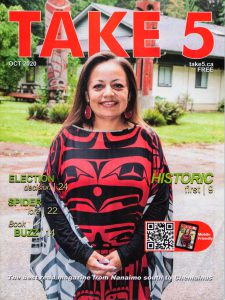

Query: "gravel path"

xmin=0 ymin=142 xmax=224 ymax=300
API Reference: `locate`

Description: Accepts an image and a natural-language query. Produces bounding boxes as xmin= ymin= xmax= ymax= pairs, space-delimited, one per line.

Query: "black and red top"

xmin=42 ymin=124 xmax=172 ymax=300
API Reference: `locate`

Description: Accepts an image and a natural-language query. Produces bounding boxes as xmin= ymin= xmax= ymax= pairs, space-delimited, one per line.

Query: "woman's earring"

xmin=85 ymin=104 xmax=92 ymax=120
xmin=124 ymin=110 xmax=133 ymax=119
xmin=124 ymin=94 xmax=132 ymax=119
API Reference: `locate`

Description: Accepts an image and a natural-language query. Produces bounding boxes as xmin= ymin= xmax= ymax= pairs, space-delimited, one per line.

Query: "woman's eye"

xmin=113 ymin=83 xmax=124 ymax=89
xmin=93 ymin=84 xmax=103 ymax=90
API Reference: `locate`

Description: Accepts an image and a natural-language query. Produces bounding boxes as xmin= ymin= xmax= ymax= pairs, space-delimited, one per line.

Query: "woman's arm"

xmin=41 ymin=134 xmax=116 ymax=274
xmin=42 ymin=185 xmax=94 ymax=265
xmin=116 ymin=183 xmax=171 ymax=266
xmin=116 ymin=130 xmax=172 ymax=267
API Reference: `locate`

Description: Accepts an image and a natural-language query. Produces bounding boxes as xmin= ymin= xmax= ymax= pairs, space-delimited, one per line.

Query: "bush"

xmin=155 ymin=95 xmax=165 ymax=102
xmin=28 ymin=103 xmax=48 ymax=120
xmin=155 ymin=100 xmax=184 ymax=124
xmin=0 ymin=96 xmax=14 ymax=102
xmin=37 ymin=88 xmax=49 ymax=104
xmin=67 ymin=55 xmax=80 ymax=104
xmin=142 ymin=109 xmax=166 ymax=126
xmin=218 ymin=100 xmax=224 ymax=112
xmin=48 ymin=103 xmax=70 ymax=123
xmin=177 ymin=93 xmax=193 ymax=111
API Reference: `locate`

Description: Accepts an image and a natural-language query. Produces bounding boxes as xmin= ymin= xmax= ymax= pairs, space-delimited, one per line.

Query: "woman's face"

xmin=86 ymin=60 xmax=129 ymax=122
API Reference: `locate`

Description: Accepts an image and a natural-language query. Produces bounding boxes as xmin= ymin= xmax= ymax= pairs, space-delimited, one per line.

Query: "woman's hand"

xmin=86 ymin=251 xmax=117 ymax=276
xmin=105 ymin=250 xmax=122 ymax=273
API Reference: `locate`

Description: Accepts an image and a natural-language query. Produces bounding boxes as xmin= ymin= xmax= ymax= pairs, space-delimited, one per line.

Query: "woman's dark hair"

xmin=63 ymin=51 xmax=144 ymax=128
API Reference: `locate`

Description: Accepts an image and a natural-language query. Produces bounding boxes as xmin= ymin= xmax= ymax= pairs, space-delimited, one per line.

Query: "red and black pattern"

xmin=45 ymin=124 xmax=172 ymax=300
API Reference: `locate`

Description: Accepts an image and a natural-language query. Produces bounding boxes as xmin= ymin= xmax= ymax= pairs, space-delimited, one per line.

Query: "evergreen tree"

xmin=196 ymin=0 xmax=223 ymax=25
xmin=218 ymin=0 xmax=225 ymax=25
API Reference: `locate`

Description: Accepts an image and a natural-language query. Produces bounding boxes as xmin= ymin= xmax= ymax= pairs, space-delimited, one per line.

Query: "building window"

xmin=195 ymin=70 xmax=208 ymax=88
xmin=158 ymin=65 xmax=172 ymax=87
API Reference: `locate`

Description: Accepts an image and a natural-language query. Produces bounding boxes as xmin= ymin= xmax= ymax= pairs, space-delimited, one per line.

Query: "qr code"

xmin=145 ymin=221 xmax=175 ymax=251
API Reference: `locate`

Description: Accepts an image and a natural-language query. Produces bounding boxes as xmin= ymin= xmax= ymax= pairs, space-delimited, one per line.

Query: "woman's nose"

xmin=103 ymin=85 xmax=114 ymax=97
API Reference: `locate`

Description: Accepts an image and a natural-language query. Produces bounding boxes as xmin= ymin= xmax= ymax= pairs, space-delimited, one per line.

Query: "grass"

xmin=0 ymin=102 xmax=60 ymax=147
xmin=154 ymin=112 xmax=224 ymax=144
xmin=0 ymin=102 xmax=224 ymax=147
xmin=0 ymin=96 xmax=14 ymax=102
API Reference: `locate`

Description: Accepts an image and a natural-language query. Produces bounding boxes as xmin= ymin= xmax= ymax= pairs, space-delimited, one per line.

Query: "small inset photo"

xmin=175 ymin=222 xmax=199 ymax=251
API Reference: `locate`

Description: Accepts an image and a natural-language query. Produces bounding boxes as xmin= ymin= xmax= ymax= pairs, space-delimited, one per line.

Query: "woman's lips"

xmin=100 ymin=101 xmax=118 ymax=108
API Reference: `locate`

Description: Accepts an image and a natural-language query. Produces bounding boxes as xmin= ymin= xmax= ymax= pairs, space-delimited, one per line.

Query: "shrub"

xmin=37 ymin=87 xmax=49 ymax=104
xmin=155 ymin=95 xmax=166 ymax=102
xmin=218 ymin=100 xmax=224 ymax=112
xmin=177 ymin=93 xmax=193 ymax=111
xmin=0 ymin=96 xmax=14 ymax=102
xmin=155 ymin=100 xmax=184 ymax=124
xmin=67 ymin=56 xmax=80 ymax=104
xmin=142 ymin=109 xmax=166 ymax=126
xmin=28 ymin=103 xmax=48 ymax=120
xmin=48 ymin=103 xmax=70 ymax=123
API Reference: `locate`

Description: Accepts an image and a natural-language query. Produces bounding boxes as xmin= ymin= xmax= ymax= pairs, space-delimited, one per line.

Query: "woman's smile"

xmin=99 ymin=100 xmax=119 ymax=108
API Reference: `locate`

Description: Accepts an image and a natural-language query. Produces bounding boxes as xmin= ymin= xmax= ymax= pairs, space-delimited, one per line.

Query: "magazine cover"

xmin=0 ymin=0 xmax=224 ymax=299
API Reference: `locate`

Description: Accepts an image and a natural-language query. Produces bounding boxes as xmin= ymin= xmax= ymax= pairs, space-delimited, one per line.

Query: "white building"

xmin=72 ymin=3 xmax=225 ymax=111
xmin=33 ymin=3 xmax=224 ymax=111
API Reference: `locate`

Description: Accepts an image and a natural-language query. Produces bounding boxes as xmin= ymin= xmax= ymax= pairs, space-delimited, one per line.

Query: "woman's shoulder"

xmin=137 ymin=124 xmax=162 ymax=145
xmin=49 ymin=125 xmax=75 ymax=149
xmin=136 ymin=124 xmax=166 ymax=159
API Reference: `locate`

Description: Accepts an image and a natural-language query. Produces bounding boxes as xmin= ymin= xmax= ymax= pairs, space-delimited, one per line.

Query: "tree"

xmin=0 ymin=4 xmax=38 ymax=92
xmin=218 ymin=0 xmax=225 ymax=25
xmin=196 ymin=0 xmax=224 ymax=25
xmin=165 ymin=0 xmax=186 ymax=18
xmin=165 ymin=0 xmax=198 ymax=18
xmin=184 ymin=0 xmax=198 ymax=12
xmin=67 ymin=55 xmax=80 ymax=103
xmin=115 ymin=0 xmax=136 ymax=9
xmin=3 ymin=0 xmax=46 ymax=38
xmin=71 ymin=0 xmax=119 ymax=18
xmin=160 ymin=0 xmax=170 ymax=14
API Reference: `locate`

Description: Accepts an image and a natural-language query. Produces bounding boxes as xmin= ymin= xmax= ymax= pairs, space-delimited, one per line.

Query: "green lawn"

xmin=0 ymin=102 xmax=60 ymax=147
xmin=155 ymin=111 xmax=224 ymax=144
xmin=0 ymin=102 xmax=224 ymax=147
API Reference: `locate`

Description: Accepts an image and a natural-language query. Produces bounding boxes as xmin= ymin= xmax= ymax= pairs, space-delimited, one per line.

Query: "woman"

xmin=180 ymin=228 xmax=192 ymax=248
xmin=30 ymin=52 xmax=173 ymax=300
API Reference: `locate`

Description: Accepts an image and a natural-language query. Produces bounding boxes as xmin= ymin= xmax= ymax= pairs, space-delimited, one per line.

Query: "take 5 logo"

xmin=9 ymin=10 xmax=214 ymax=59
